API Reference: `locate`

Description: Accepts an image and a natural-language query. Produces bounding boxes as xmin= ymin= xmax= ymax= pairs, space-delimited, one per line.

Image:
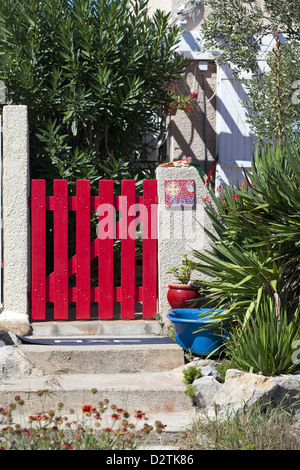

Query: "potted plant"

xmin=164 ymin=86 xmax=195 ymax=116
xmin=167 ymin=254 xmax=200 ymax=309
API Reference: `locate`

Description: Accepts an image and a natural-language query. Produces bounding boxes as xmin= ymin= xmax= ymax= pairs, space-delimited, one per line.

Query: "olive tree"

xmin=200 ymin=0 xmax=300 ymax=144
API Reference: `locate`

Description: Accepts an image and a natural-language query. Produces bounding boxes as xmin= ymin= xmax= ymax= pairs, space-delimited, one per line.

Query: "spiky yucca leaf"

xmin=224 ymin=295 xmax=300 ymax=376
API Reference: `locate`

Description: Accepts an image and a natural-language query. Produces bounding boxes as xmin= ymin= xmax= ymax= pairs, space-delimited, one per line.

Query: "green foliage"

xmin=242 ymin=38 xmax=300 ymax=144
xmin=214 ymin=360 xmax=235 ymax=383
xmin=201 ymin=0 xmax=300 ymax=72
xmin=182 ymin=364 xmax=201 ymax=397
xmin=195 ymin=138 xmax=300 ymax=318
xmin=167 ymin=254 xmax=196 ymax=285
xmin=225 ymin=294 xmax=300 ymax=376
xmin=200 ymin=0 xmax=300 ymax=144
xmin=182 ymin=365 xmax=202 ymax=385
xmin=184 ymin=384 xmax=198 ymax=398
xmin=193 ymin=138 xmax=300 ymax=375
xmin=0 ymin=0 xmax=187 ymax=184
xmin=182 ymin=401 xmax=300 ymax=450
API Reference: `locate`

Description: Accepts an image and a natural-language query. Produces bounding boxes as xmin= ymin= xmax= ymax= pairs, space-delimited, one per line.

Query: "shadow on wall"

xmin=171 ymin=61 xmax=217 ymax=176
xmin=171 ymin=62 xmax=256 ymax=185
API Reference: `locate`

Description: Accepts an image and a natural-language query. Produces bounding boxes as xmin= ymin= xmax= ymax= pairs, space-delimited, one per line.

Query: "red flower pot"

xmin=167 ymin=284 xmax=199 ymax=309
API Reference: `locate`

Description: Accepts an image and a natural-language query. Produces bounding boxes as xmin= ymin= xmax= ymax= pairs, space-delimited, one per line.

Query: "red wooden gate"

xmin=30 ymin=179 xmax=157 ymax=321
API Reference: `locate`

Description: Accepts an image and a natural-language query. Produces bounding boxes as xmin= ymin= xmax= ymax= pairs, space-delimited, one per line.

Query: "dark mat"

xmin=17 ymin=336 xmax=176 ymax=346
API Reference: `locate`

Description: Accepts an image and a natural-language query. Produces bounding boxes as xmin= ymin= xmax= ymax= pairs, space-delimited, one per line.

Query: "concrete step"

xmin=18 ymin=338 xmax=185 ymax=375
xmin=29 ymin=319 xmax=163 ymax=337
xmin=0 ymin=371 xmax=193 ymax=417
xmin=2 ymin=324 xmax=197 ymax=448
xmin=0 ymin=370 xmax=197 ymax=449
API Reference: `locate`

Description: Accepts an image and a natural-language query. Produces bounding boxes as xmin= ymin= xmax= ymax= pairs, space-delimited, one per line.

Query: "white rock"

xmin=193 ymin=376 xmax=222 ymax=408
xmin=0 ymin=346 xmax=43 ymax=380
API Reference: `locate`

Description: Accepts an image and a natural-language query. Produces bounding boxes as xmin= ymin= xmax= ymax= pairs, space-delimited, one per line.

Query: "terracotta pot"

xmin=164 ymin=102 xmax=178 ymax=116
xmin=167 ymin=283 xmax=199 ymax=309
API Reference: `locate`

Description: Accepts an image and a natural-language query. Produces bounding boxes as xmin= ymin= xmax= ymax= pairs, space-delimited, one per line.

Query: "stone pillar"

xmin=156 ymin=165 xmax=214 ymax=318
xmin=0 ymin=105 xmax=30 ymax=335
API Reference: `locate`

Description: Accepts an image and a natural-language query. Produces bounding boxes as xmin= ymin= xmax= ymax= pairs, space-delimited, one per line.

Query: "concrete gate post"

xmin=0 ymin=105 xmax=31 ymax=335
xmin=156 ymin=165 xmax=214 ymax=321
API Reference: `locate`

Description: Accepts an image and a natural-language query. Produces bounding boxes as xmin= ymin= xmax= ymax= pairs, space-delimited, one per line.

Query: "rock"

xmin=0 ymin=346 xmax=43 ymax=380
xmin=210 ymin=369 xmax=300 ymax=419
xmin=212 ymin=369 xmax=277 ymax=415
xmin=193 ymin=376 xmax=222 ymax=408
xmin=272 ymin=374 xmax=300 ymax=409
xmin=0 ymin=330 xmax=21 ymax=347
xmin=199 ymin=364 xmax=221 ymax=382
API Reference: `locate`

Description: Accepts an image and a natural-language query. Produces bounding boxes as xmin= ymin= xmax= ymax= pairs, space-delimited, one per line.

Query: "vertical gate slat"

xmin=98 ymin=180 xmax=114 ymax=319
xmin=142 ymin=180 xmax=157 ymax=318
xmin=53 ymin=180 xmax=69 ymax=319
xmin=31 ymin=180 xmax=46 ymax=319
xmin=120 ymin=180 xmax=136 ymax=318
xmin=76 ymin=180 xmax=91 ymax=319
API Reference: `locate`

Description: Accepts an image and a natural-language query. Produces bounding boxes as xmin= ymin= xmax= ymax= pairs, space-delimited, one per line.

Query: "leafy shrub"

xmin=0 ymin=0 xmax=187 ymax=184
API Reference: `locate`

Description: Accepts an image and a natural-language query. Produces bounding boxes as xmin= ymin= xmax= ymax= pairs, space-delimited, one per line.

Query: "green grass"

xmin=180 ymin=401 xmax=300 ymax=450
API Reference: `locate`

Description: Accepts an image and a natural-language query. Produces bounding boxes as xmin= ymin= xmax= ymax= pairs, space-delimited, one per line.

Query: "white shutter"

xmin=215 ymin=64 xmax=255 ymax=189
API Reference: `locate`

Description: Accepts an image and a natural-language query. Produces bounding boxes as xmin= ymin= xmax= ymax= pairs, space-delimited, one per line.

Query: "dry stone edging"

xmin=191 ymin=365 xmax=300 ymax=422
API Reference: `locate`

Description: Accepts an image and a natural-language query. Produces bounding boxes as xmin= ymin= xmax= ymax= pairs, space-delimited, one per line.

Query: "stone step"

xmin=29 ymin=319 xmax=163 ymax=337
xmin=18 ymin=338 xmax=185 ymax=375
xmin=0 ymin=328 xmax=196 ymax=449
xmin=0 ymin=371 xmax=193 ymax=417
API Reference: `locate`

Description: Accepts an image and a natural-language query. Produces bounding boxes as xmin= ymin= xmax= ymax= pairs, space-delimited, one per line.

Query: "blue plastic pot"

xmin=167 ymin=308 xmax=227 ymax=356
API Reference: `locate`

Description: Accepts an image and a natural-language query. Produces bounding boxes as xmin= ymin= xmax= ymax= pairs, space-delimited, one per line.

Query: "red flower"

xmin=81 ymin=404 xmax=94 ymax=415
xmin=191 ymin=92 xmax=198 ymax=99
xmin=185 ymin=105 xmax=193 ymax=112
xmin=110 ymin=413 xmax=121 ymax=421
xmin=133 ymin=410 xmax=146 ymax=420
xmin=233 ymin=194 xmax=239 ymax=200
xmin=61 ymin=443 xmax=73 ymax=450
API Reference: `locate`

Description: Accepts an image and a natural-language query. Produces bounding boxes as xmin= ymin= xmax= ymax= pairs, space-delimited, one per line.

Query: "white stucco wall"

xmin=0 ymin=106 xmax=31 ymax=335
xmin=156 ymin=165 xmax=215 ymax=318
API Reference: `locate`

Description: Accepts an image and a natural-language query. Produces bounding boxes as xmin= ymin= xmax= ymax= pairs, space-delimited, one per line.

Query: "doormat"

xmin=17 ymin=336 xmax=176 ymax=346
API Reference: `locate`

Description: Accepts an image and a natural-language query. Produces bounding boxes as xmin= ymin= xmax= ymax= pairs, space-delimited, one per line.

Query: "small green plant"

xmin=182 ymin=365 xmax=202 ymax=398
xmin=182 ymin=365 xmax=202 ymax=385
xmin=168 ymin=254 xmax=196 ymax=285
xmin=184 ymin=384 xmax=198 ymax=398
xmin=214 ymin=359 xmax=236 ymax=383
